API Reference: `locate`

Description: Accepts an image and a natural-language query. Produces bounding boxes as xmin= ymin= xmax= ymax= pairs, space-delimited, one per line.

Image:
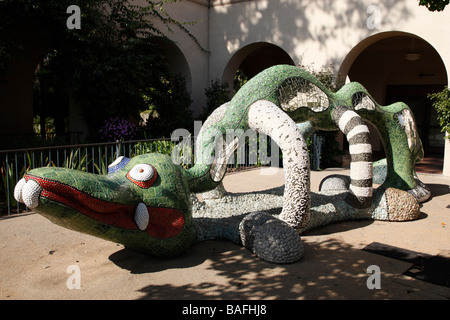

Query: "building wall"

xmin=207 ymin=0 xmax=450 ymax=84
xmin=158 ymin=0 xmax=450 ymax=174
xmin=156 ymin=0 xmax=450 ymax=109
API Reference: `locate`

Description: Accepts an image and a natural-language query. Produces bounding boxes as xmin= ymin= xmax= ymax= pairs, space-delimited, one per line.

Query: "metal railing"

xmin=0 ymin=138 xmax=188 ymax=215
xmin=0 ymin=136 xmax=276 ymax=215
xmin=1 ymin=134 xmax=322 ymax=215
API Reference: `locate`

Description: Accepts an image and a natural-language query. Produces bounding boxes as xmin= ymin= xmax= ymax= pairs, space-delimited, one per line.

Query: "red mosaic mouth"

xmin=24 ymin=174 xmax=185 ymax=239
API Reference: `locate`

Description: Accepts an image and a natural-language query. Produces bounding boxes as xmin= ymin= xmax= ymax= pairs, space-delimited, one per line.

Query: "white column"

xmin=443 ymin=132 xmax=450 ymax=177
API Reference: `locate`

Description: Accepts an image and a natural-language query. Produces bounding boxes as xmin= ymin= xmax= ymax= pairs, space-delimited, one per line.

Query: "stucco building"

xmin=1 ymin=0 xmax=449 ymax=175
xmin=150 ymin=0 xmax=450 ymax=175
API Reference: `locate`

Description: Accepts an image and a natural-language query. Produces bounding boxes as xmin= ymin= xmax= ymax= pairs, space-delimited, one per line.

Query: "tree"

xmin=0 ymin=0 xmax=200 ymax=140
xmin=200 ymin=80 xmax=231 ymax=122
xmin=418 ymin=0 xmax=449 ymax=11
xmin=141 ymin=74 xmax=193 ymax=138
xmin=428 ymin=87 xmax=450 ymax=139
xmin=199 ymin=70 xmax=248 ymax=122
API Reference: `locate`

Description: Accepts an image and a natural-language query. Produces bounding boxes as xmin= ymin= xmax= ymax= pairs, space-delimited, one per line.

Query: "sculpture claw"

xmin=240 ymin=212 xmax=304 ymax=264
xmin=384 ymin=188 xmax=420 ymax=221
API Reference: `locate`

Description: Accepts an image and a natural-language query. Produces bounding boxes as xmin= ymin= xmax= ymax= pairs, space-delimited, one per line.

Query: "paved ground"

xmin=0 ymin=167 xmax=449 ymax=300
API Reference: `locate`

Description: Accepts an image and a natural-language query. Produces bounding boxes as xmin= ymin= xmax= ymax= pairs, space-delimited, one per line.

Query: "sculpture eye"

xmin=108 ymin=156 xmax=130 ymax=174
xmin=127 ymin=164 xmax=157 ymax=188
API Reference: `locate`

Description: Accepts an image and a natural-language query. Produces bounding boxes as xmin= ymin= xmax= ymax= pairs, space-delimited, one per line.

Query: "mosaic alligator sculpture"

xmin=14 ymin=65 xmax=429 ymax=264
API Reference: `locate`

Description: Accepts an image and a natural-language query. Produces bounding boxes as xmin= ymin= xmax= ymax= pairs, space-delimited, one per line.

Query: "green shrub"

xmin=200 ymin=80 xmax=231 ymax=121
xmin=429 ymin=87 xmax=450 ymax=139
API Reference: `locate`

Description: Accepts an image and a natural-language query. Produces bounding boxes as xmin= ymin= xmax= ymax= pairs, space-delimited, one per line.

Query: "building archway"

xmin=339 ymin=31 xmax=448 ymax=163
xmin=151 ymin=37 xmax=192 ymax=93
xmin=0 ymin=20 xmax=53 ymax=149
xmin=222 ymin=42 xmax=295 ymax=89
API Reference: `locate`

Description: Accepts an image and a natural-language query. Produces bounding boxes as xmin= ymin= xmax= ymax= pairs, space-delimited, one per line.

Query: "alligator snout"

xmin=10 ymin=153 xmax=197 ymax=257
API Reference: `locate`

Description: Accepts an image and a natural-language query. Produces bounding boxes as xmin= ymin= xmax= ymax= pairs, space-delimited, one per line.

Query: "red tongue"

xmin=25 ymin=174 xmax=185 ymax=239
xmin=145 ymin=207 xmax=185 ymax=239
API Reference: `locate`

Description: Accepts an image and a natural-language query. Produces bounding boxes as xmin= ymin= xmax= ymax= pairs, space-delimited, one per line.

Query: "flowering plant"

xmin=98 ymin=117 xmax=138 ymax=142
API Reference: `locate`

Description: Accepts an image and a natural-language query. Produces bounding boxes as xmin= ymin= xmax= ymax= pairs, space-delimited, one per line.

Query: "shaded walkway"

xmin=416 ymin=154 xmax=444 ymax=175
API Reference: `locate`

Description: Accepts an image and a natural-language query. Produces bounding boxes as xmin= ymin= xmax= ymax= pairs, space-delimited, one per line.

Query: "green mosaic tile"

xmin=14 ymin=65 xmax=429 ymax=263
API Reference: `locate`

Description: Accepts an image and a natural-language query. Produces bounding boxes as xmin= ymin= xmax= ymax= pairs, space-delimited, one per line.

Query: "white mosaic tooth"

xmin=108 ymin=156 xmax=125 ymax=168
xmin=14 ymin=178 xmax=27 ymax=203
xmin=134 ymin=203 xmax=149 ymax=231
xmin=22 ymin=180 xmax=42 ymax=209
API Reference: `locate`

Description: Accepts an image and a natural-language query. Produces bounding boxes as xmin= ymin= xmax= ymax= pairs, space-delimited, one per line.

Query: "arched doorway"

xmin=151 ymin=38 xmax=192 ymax=93
xmin=339 ymin=32 xmax=448 ymax=165
xmin=222 ymin=42 xmax=295 ymax=88
xmin=0 ymin=21 xmax=53 ymax=149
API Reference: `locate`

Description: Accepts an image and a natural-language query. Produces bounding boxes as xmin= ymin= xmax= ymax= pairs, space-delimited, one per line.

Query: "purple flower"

xmin=98 ymin=117 xmax=137 ymax=142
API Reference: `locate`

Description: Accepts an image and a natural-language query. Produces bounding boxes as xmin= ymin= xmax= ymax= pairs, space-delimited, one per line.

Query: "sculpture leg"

xmin=248 ymin=100 xmax=310 ymax=229
xmin=239 ymin=212 xmax=304 ymax=264
xmin=373 ymin=158 xmax=431 ymax=203
xmin=226 ymin=100 xmax=311 ymax=264
xmin=331 ymin=105 xmax=373 ymax=208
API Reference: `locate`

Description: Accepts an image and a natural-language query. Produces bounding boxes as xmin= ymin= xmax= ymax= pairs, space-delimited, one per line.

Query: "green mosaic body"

xmin=188 ymin=65 xmax=423 ymax=193
xmin=14 ymin=65 xmax=427 ymax=261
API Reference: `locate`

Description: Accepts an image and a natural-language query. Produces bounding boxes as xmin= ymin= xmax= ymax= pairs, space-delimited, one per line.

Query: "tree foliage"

xmin=418 ymin=0 xmax=449 ymax=11
xmin=0 ymin=0 xmax=198 ymax=140
xmin=141 ymin=74 xmax=193 ymax=138
xmin=428 ymin=87 xmax=450 ymax=139
xmin=200 ymin=80 xmax=231 ymax=122
xmin=200 ymin=69 xmax=248 ymax=122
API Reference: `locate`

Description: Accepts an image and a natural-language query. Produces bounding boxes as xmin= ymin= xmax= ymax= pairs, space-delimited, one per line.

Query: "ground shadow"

xmin=130 ymin=238 xmax=422 ymax=300
xmin=109 ymin=247 xmax=209 ymax=274
xmin=426 ymin=183 xmax=450 ymax=198
xmin=106 ymin=222 xmax=446 ymax=299
xmin=302 ymin=219 xmax=373 ymax=236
